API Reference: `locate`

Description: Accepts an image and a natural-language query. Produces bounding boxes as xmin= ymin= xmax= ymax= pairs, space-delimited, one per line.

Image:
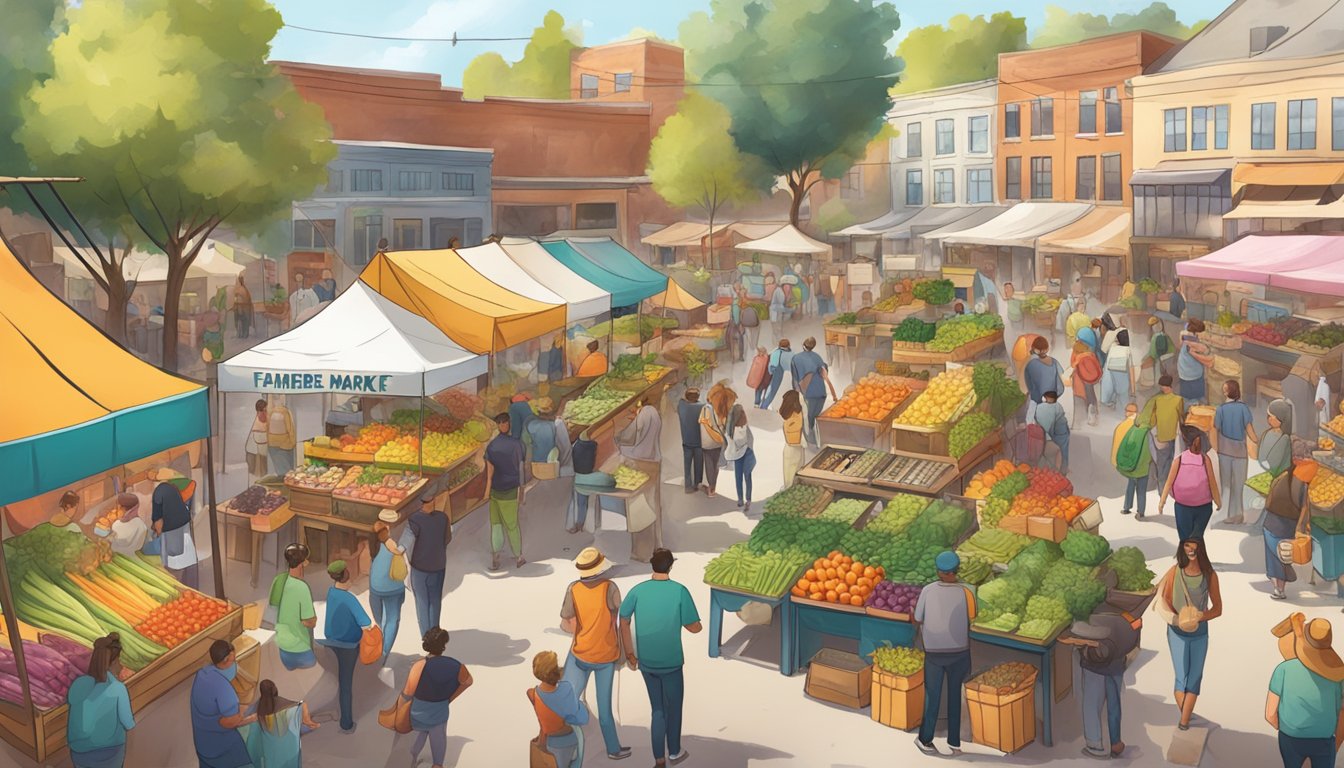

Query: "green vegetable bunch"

xmin=1005 ymin=539 xmax=1064 ymax=589
xmin=1060 ymin=530 xmax=1111 ymax=567
xmin=1037 ymin=560 xmax=1106 ymax=620
xmin=972 ymin=362 xmax=1026 ymax=421
xmin=1109 ymin=546 xmax=1156 ymax=591
xmin=949 ymin=413 xmax=999 ymax=458
xmin=871 ymin=643 xmax=925 ymax=676
xmin=912 ymin=278 xmax=955 ymax=306
xmin=976 ymin=574 xmax=1033 ymax=621
xmin=863 ymin=494 xmax=930 ymax=536
xmin=893 ymin=316 xmax=936 ymax=343
xmin=1136 ymin=278 xmax=1161 ymax=295
xmin=988 ymin=472 xmax=1029 ymax=502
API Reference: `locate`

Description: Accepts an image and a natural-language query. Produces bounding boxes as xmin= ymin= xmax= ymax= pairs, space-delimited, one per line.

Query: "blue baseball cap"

xmin=935 ymin=550 xmax=960 ymax=573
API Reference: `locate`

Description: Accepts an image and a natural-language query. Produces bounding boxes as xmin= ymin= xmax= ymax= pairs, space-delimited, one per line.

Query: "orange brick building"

xmin=570 ymin=38 xmax=686 ymax=128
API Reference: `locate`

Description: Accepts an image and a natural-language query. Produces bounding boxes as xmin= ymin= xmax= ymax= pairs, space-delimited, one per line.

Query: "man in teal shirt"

xmin=620 ymin=549 xmax=701 ymax=767
xmin=1267 ymin=614 xmax=1344 ymax=768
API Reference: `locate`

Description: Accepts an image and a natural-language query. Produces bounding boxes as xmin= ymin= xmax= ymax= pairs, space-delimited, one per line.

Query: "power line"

xmin=282 ymin=23 xmax=531 ymax=44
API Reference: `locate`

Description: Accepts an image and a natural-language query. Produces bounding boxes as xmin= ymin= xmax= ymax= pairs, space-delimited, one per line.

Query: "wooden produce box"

xmin=999 ymin=514 xmax=1068 ymax=542
xmin=889 ymin=330 xmax=1004 ymax=366
xmin=966 ymin=671 xmax=1037 ymax=753
xmin=871 ymin=667 xmax=924 ymax=730
xmin=797 ymin=445 xmax=894 ymax=485
xmin=286 ymin=485 xmax=334 ymax=516
xmin=805 ymin=649 xmax=872 ymax=709
xmin=891 ymin=423 xmax=950 ymax=456
xmin=817 ymin=382 xmax=921 ymax=448
xmin=951 ymin=429 xmax=1003 ymax=471
xmin=250 ymin=501 xmax=296 ymax=533
xmin=870 ymin=451 xmax=960 ymax=496
xmin=1069 ymin=499 xmax=1104 ymax=532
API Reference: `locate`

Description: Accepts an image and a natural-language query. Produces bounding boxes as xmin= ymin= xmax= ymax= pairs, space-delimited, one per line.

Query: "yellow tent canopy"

xmin=650 ymin=278 xmax=707 ymax=312
xmin=360 ymin=249 xmax=566 ymax=354
xmin=0 ymin=237 xmax=207 ymax=504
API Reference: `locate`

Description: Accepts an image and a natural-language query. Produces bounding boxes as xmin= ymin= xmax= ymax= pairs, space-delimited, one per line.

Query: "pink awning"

xmin=1176 ymin=235 xmax=1344 ymax=297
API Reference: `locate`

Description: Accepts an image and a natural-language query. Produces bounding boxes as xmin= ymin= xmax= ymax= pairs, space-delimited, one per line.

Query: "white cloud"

xmin=357 ymin=0 xmax=518 ymax=72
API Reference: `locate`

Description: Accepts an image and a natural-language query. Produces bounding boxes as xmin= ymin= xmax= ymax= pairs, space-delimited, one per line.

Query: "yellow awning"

xmin=1224 ymin=195 xmax=1344 ymax=220
xmin=1233 ymin=162 xmax=1344 ymax=187
xmin=1036 ymin=207 xmax=1132 ymax=257
xmin=650 ymin=279 xmax=707 ymax=312
xmin=360 ymin=249 xmax=566 ymax=354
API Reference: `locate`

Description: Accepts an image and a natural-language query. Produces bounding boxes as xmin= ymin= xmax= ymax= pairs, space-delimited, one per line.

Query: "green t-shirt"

xmin=619 ymin=579 xmax=700 ymax=670
xmin=274 ymin=576 xmax=316 ymax=654
xmin=1271 ymin=659 xmax=1344 ymax=739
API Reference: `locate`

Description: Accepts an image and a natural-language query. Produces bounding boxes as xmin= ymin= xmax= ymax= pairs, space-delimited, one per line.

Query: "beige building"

xmin=1129 ymin=0 xmax=1344 ymax=282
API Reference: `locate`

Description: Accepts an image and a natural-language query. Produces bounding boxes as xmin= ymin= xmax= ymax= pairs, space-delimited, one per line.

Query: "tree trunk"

xmin=103 ymin=273 xmax=129 ymax=345
xmin=788 ymin=186 xmax=804 ymax=227
xmin=161 ymin=250 xmax=189 ymax=371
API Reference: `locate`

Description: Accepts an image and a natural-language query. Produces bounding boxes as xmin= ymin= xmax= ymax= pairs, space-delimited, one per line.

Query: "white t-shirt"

xmin=1318 ymin=377 xmax=1332 ymax=426
xmin=109 ymin=517 xmax=149 ymax=556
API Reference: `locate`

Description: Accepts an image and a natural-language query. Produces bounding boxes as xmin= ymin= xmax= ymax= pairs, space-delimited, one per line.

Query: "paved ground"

xmin=5 ymin=309 xmax=1324 ymax=767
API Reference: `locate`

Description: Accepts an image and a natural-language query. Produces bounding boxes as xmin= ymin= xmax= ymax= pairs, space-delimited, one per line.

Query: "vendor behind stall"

xmin=575 ymin=340 xmax=609 ymax=378
xmin=152 ymin=476 xmax=199 ymax=590
xmin=51 ymin=491 xmax=83 ymax=533
xmin=108 ymin=493 xmax=149 ymax=557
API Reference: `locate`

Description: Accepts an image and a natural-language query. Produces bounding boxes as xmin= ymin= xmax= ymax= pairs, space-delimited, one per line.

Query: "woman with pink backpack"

xmin=1158 ymin=425 xmax=1221 ymax=541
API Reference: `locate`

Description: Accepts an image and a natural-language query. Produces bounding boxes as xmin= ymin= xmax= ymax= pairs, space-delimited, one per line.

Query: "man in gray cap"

xmin=1062 ymin=605 xmax=1142 ymax=759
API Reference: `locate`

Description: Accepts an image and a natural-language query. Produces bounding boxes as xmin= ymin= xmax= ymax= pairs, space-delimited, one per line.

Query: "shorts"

xmin=279 ymin=648 xmax=317 ymax=670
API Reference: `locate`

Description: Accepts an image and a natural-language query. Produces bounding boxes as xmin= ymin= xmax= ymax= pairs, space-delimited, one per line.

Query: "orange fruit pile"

xmin=791 ymin=551 xmax=885 ymax=607
xmin=343 ymin=423 xmax=399 ymax=454
xmin=965 ymin=460 xmax=1026 ymax=499
xmin=1007 ymin=493 xmax=1092 ymax=521
xmin=824 ymin=374 xmax=913 ymax=421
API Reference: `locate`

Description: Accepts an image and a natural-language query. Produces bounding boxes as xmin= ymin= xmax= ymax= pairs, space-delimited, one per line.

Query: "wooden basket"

xmin=966 ymin=673 xmax=1037 ymax=753
xmin=871 ymin=667 xmax=924 ymax=730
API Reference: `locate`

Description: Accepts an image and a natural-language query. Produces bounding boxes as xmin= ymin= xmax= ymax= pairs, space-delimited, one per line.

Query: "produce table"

xmin=706 ymin=586 xmax=794 ymax=676
xmin=219 ymin=499 xmax=297 ymax=588
xmin=787 ymin=597 xmax=1061 ymax=746
xmin=565 ymin=367 xmax=679 ymax=467
xmin=586 ymin=454 xmax=663 ymax=555
xmin=823 ymin=322 xmax=889 ymax=378
xmin=889 ymin=330 xmax=1004 ymax=368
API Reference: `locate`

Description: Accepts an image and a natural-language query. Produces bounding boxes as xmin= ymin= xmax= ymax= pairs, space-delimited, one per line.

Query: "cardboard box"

xmin=871 ymin=667 xmax=923 ymax=730
xmin=805 ymin=649 xmax=872 ymax=709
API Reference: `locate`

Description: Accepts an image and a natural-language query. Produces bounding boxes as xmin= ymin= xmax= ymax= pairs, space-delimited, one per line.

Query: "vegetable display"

xmin=892 ymin=316 xmax=936 ymax=343
xmin=912 ymin=279 xmax=955 ymax=306
xmin=948 ymin=413 xmax=999 ymax=458
xmin=562 ymin=381 xmax=631 ymax=425
xmin=871 ymin=644 xmax=924 ymax=676
xmin=226 ymin=486 xmax=286 ymax=516
xmin=862 ymin=494 xmax=930 ymax=536
xmin=925 ymin=313 xmax=1003 ymax=352
xmin=1109 ymin=547 xmax=1156 ymax=592
xmin=971 ymin=362 xmax=1026 ymax=421
xmin=895 ymin=367 xmax=975 ymax=427
xmin=957 ymin=528 xmax=1031 ymax=565
xmin=816 ymin=498 xmax=871 ymax=525
xmin=764 ymin=484 xmax=830 ymax=516
xmin=794 ymin=552 xmax=883 ymax=607
xmin=823 ymin=374 xmax=912 ymax=421
xmin=747 ymin=517 xmax=849 ymax=558
xmin=0 ymin=638 xmax=87 ymax=710
xmin=866 ymin=582 xmax=921 ymax=614
xmin=1290 ymin=322 xmax=1344 ymax=353
xmin=136 ymin=592 xmax=235 ymax=649
xmin=969 ymin=662 xmax=1037 ymax=694
xmin=1060 ymin=530 xmax=1111 ymax=567
xmin=613 ymin=465 xmax=650 ymax=491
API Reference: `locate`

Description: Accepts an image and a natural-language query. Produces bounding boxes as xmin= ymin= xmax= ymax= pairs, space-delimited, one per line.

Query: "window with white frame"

xmin=967 ymin=168 xmax=993 ymax=204
xmin=934 ymin=169 xmax=954 ymax=204
xmin=968 ymin=115 xmax=989 ymax=153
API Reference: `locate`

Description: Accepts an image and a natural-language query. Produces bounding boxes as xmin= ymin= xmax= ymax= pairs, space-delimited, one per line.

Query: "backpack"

xmin=1154 ymin=333 xmax=1171 ymax=358
xmin=747 ymin=353 xmax=769 ymax=389
xmin=1115 ymin=424 xmax=1149 ymax=475
xmin=741 ymin=305 xmax=759 ymax=328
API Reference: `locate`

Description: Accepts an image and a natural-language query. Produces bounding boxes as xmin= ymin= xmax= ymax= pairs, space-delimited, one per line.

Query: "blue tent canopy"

xmin=541 ymin=237 xmax=667 ymax=309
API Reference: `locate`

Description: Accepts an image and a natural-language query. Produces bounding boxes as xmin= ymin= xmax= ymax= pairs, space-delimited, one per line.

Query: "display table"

xmin=583 ymin=454 xmax=663 ymax=557
xmin=566 ymin=367 xmax=680 ymax=467
xmin=889 ymin=330 xmax=1004 ymax=369
xmin=707 ymin=586 xmax=795 ymax=676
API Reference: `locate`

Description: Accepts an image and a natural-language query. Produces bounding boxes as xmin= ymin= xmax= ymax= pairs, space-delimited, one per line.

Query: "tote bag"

xmin=360 ymin=625 xmax=384 ymax=665
xmin=378 ymin=695 xmax=413 ymax=734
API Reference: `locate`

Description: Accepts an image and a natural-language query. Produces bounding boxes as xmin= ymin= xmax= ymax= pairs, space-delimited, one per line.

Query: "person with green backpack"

xmin=1113 ymin=403 xmax=1154 ymax=518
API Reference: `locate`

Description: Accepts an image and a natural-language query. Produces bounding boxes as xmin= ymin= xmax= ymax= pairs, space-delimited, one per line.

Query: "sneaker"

xmin=1082 ymin=746 xmax=1110 ymax=760
xmin=608 ymin=747 xmax=633 ymax=760
xmin=1271 ymin=589 xmax=1287 ymax=600
xmin=1120 ymin=509 xmax=1132 ymax=516
xmin=669 ymin=749 xmax=690 ymax=764
xmin=914 ymin=738 xmax=938 ymax=755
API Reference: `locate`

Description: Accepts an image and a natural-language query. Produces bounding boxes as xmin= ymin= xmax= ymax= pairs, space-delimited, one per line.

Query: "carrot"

xmin=93 ymin=573 xmax=156 ymax=615
xmin=68 ymin=573 xmax=146 ymax=624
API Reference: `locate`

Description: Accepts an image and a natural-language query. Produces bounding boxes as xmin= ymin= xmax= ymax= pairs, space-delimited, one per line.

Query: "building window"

xmin=1192 ymin=107 xmax=1208 ymax=150
xmin=1252 ymin=102 xmax=1276 ymax=149
xmin=497 ymin=205 xmax=570 ymax=235
xmin=1075 ymin=155 xmax=1097 ymax=201
xmin=1030 ymin=156 xmax=1052 ymax=199
xmin=1164 ymin=108 xmax=1187 ymax=152
xmin=1031 ymin=98 xmax=1054 ymax=137
xmin=398 ymin=171 xmax=433 ymax=192
xmin=1102 ymin=154 xmax=1122 ymax=201
xmin=1104 ymin=87 xmax=1121 ymax=133
xmin=906 ymin=122 xmax=922 ymax=158
xmin=840 ymin=167 xmax=863 ymax=199
xmin=1004 ymin=157 xmax=1022 ymax=200
xmin=1214 ymin=105 xmax=1229 ymax=150
xmin=580 ymin=74 xmax=599 ymax=99
xmin=352 ymin=214 xmax=383 ymax=265
xmin=1288 ymin=99 xmax=1317 ymax=150
xmin=350 ymin=169 xmax=383 ymax=192
xmin=576 ymin=202 xmax=618 ymax=229
xmin=430 ymin=217 xmax=485 ymax=248
xmin=393 ymin=219 xmax=422 ymax=249
xmin=935 ymin=119 xmax=955 ymax=155
xmin=292 ymin=219 xmax=336 ymax=249
xmin=905 ymin=169 xmax=923 ymax=206
xmin=1079 ymin=90 xmax=1098 ymax=134
xmin=933 ymin=169 xmax=954 ymax=204
xmin=1005 ymin=104 xmax=1021 ymax=139
xmin=614 ymin=73 xmax=632 ymax=93
xmin=1132 ymin=182 xmax=1232 ymax=239
xmin=442 ymin=172 xmax=475 ymax=192
xmin=1335 ymin=98 xmax=1344 ymax=150
xmin=967 ymin=168 xmax=993 ymax=204
xmin=324 ymin=170 xmax=343 ymax=194
xmin=968 ymin=115 xmax=989 ymax=153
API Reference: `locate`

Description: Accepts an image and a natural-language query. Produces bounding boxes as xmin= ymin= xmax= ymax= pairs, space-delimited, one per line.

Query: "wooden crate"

xmin=287 ymin=485 xmax=332 ymax=516
xmin=890 ymin=424 xmax=949 ymax=456
xmin=805 ymin=649 xmax=872 ymax=709
xmin=1027 ymin=515 xmax=1068 ymax=542
xmin=966 ymin=673 xmax=1037 ymax=753
xmin=871 ymin=667 xmax=924 ymax=730
xmin=251 ymin=502 xmax=296 ymax=534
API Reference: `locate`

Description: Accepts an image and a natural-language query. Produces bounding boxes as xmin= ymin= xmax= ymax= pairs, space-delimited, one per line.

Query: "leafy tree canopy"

xmin=1031 ymin=2 xmax=1208 ymax=48
xmin=462 ymin=10 xmax=580 ymax=99
xmin=648 ymin=92 xmax=770 ymax=217
xmin=893 ymin=13 xmax=1027 ymax=94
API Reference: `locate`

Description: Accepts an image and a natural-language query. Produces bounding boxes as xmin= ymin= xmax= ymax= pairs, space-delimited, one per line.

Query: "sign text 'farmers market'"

xmin=251 ymin=372 xmax=392 ymax=393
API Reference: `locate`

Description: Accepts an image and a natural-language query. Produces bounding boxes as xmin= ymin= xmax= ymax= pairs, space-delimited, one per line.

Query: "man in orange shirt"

xmin=576 ymin=339 xmax=609 ymax=378
xmin=560 ymin=546 xmax=632 ymax=760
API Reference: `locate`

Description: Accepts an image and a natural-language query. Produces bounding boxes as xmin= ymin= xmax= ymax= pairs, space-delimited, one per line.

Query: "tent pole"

xmin=205 ymin=433 xmax=225 ymax=600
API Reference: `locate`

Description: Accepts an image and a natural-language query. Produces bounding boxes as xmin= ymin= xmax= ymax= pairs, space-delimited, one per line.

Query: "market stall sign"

xmin=248 ymin=371 xmax=393 ymax=393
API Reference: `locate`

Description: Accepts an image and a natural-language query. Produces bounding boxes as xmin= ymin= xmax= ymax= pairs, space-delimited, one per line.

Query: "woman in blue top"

xmin=369 ymin=522 xmax=407 ymax=662
xmin=1213 ymin=379 xmax=1257 ymax=525
xmin=398 ymin=628 xmax=473 ymax=768
xmin=245 ymin=679 xmax=320 ymax=768
xmin=67 ymin=634 xmax=135 ymax=768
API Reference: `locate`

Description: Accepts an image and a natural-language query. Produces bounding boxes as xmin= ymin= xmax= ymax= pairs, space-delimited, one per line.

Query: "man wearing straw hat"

xmin=560 ymin=546 xmax=632 ymax=761
xmin=1267 ymin=613 xmax=1344 ymax=767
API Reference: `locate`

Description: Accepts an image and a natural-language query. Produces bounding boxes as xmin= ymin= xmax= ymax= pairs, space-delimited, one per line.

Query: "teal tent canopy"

xmin=541 ymin=237 xmax=667 ymax=308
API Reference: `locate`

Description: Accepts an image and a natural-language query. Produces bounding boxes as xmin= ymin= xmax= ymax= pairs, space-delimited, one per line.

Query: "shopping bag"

xmin=360 ymin=625 xmax=384 ymax=665
xmin=388 ymin=551 xmax=409 ymax=583
xmin=530 ymin=739 xmax=559 ymax=768
xmin=1292 ymin=533 xmax=1313 ymax=565
xmin=378 ymin=695 xmax=413 ymax=734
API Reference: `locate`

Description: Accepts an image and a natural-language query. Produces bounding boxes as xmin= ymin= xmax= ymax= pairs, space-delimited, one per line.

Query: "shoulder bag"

xmin=360 ymin=625 xmax=384 ymax=665
xmin=262 ymin=572 xmax=288 ymax=630
xmin=389 ymin=545 xmax=409 ymax=582
xmin=378 ymin=693 xmax=413 ymax=734
xmin=1174 ymin=571 xmax=1202 ymax=633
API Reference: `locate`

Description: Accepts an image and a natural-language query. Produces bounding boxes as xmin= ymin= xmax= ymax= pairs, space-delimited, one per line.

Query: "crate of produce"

xmin=706 ymin=543 xmax=812 ymax=599
xmin=805 ymin=649 xmax=873 ymax=709
xmin=221 ymin=486 xmax=289 ymax=519
xmin=870 ymin=452 xmax=958 ymax=494
xmin=250 ymin=502 xmax=295 ymax=534
xmin=1309 ymin=467 xmax=1344 ymax=515
xmin=965 ymin=663 xmax=1038 ymax=753
xmin=1026 ymin=515 xmax=1068 ymax=543
xmin=1069 ymin=499 xmax=1104 ymax=532
xmin=286 ymin=485 xmax=334 ymax=516
xmin=763 ymin=483 xmax=834 ymax=518
xmin=948 ymin=425 xmax=1003 ymax=471
xmin=871 ymin=666 xmax=924 ymax=730
xmin=817 ymin=375 xmax=922 ymax=448
xmin=809 ymin=497 xmax=881 ymax=529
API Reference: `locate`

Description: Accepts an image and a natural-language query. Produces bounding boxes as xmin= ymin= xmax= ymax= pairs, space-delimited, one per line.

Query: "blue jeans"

xmin=1081 ymin=668 xmax=1122 ymax=751
xmin=1168 ymin=624 xmax=1209 ymax=694
xmin=804 ymin=395 xmax=826 ymax=447
xmin=682 ymin=445 xmax=703 ymax=491
xmin=640 ymin=666 xmax=685 ymax=761
xmin=1175 ymin=501 xmax=1212 ymax=542
xmin=70 ymin=744 xmax=125 ymax=768
xmin=564 ymin=655 xmax=622 ymax=755
xmin=919 ymin=650 xmax=971 ymax=747
xmin=567 ymin=490 xmax=591 ymax=530
xmin=734 ymin=448 xmax=756 ymax=505
xmin=1101 ymin=368 xmax=1130 ymax=407
xmin=328 ymin=644 xmax=359 ymax=731
xmin=754 ymin=382 xmax=770 ymax=407
xmin=1279 ymin=732 xmax=1336 ymax=768
xmin=1124 ymin=475 xmax=1149 ymax=517
xmin=368 ymin=589 xmax=404 ymax=659
xmin=410 ymin=568 xmax=445 ymax=639
xmin=760 ymin=369 xmax=786 ymax=409
xmin=278 ymin=648 xmax=316 ymax=671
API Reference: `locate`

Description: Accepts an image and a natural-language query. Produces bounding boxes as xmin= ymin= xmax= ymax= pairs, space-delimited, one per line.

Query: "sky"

xmin=270 ymin=0 xmax=1234 ymax=86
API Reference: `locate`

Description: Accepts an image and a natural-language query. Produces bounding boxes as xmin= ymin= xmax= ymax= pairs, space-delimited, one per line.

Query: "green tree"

xmin=17 ymin=0 xmax=335 ymax=369
xmin=1031 ymin=2 xmax=1208 ymax=48
xmin=0 ymin=0 xmax=62 ymax=171
xmin=462 ymin=11 xmax=580 ymax=99
xmin=893 ymin=13 xmax=1027 ymax=94
xmin=648 ymin=93 xmax=771 ymax=267
xmin=683 ymin=0 xmax=903 ymax=227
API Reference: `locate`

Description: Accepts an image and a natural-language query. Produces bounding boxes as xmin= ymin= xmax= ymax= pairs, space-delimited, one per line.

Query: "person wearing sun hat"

xmin=913 ymin=551 xmax=977 ymax=757
xmin=559 ymin=547 xmax=632 ymax=761
xmin=1267 ymin=613 xmax=1344 ymax=767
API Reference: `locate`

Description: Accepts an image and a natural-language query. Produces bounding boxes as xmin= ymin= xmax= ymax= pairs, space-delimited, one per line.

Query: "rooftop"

xmin=334 ymin=140 xmax=494 ymax=154
xmin=1148 ymin=0 xmax=1344 ymax=72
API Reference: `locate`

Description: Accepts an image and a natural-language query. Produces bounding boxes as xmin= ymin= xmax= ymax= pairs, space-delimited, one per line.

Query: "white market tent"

xmin=735 ymin=224 xmax=832 ymax=255
xmin=641 ymin=221 xmax=728 ymax=248
xmin=61 ymin=240 xmax=244 ymax=285
xmin=932 ymin=202 xmax=1093 ymax=248
xmin=496 ymin=236 xmax=612 ymax=321
xmin=217 ymin=280 xmax=487 ymax=397
xmin=455 ymin=241 xmax=579 ymax=320
xmin=833 ymin=209 xmax=919 ymax=237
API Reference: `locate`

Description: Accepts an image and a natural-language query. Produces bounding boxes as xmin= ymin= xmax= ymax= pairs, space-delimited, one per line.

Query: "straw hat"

xmin=1296 ymin=614 xmax=1344 ymax=682
xmin=574 ymin=547 xmax=612 ymax=578
xmin=156 ymin=468 xmax=179 ymax=481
